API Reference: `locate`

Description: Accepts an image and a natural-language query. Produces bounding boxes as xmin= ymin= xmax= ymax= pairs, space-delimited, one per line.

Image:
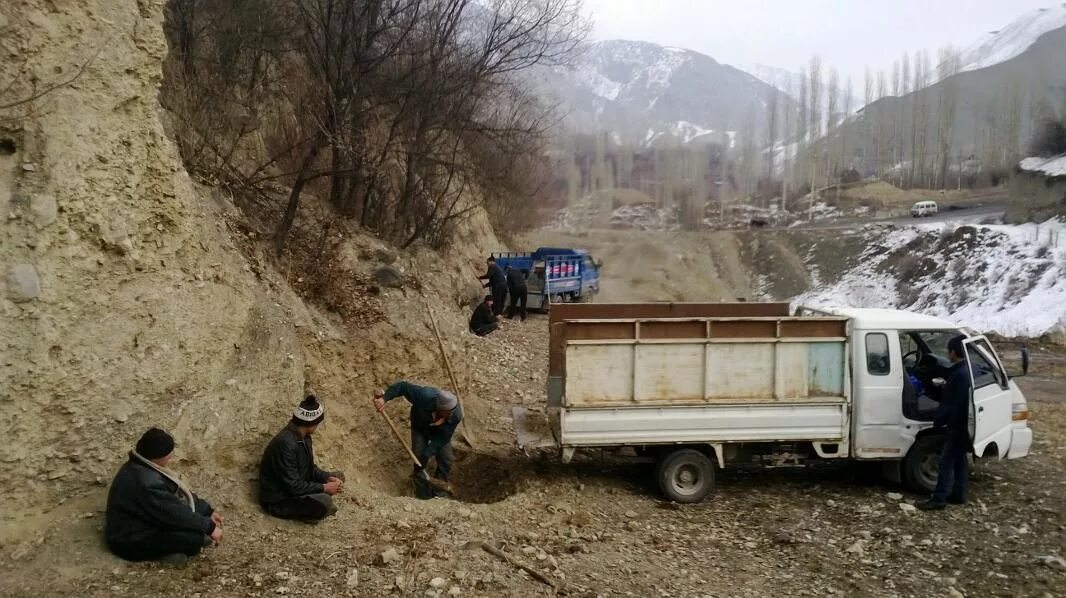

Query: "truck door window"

xmin=967 ymin=340 xmax=1006 ymax=390
xmin=865 ymin=333 xmax=891 ymax=375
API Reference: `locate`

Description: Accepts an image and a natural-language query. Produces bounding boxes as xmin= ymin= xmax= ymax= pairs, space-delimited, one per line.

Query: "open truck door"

xmin=962 ymin=336 xmax=1013 ymax=459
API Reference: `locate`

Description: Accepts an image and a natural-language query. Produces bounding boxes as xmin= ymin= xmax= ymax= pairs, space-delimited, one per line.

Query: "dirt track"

xmin=1 ymin=315 xmax=1063 ymax=598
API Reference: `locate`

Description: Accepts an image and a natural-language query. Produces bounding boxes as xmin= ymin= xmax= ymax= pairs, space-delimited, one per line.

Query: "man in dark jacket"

xmin=919 ymin=335 xmax=973 ymax=511
xmin=469 ymin=295 xmax=499 ymax=337
xmin=478 ymin=256 xmax=507 ymax=317
xmin=374 ymin=380 xmax=462 ymax=499
xmin=505 ymin=267 xmax=528 ymax=321
xmin=259 ymin=395 xmax=345 ymax=521
xmin=105 ymin=428 xmax=222 ymax=565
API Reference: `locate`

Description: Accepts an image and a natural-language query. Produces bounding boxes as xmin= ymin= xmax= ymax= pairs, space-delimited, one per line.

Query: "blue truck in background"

xmin=492 ymin=247 xmax=602 ymax=310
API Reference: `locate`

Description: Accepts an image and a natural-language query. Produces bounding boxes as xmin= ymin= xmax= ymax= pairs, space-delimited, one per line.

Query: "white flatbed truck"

xmin=514 ymin=303 xmax=1032 ymax=502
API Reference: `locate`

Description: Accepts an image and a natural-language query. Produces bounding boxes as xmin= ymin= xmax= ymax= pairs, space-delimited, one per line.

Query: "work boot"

xmin=946 ymin=494 xmax=966 ymax=505
xmin=916 ymin=499 xmax=946 ymax=511
xmin=157 ymin=553 xmax=189 ymax=567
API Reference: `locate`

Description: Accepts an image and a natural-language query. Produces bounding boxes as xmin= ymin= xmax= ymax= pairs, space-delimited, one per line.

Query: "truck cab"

xmin=808 ymin=307 xmax=1032 ymax=491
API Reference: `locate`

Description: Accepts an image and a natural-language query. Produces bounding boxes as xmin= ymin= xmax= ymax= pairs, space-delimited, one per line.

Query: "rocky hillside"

xmin=0 ymin=0 xmax=500 ymax=532
xmin=534 ymin=40 xmax=791 ymax=147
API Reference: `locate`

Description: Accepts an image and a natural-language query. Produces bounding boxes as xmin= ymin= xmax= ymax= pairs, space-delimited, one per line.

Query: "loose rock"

xmin=899 ymin=503 xmax=917 ymax=514
xmin=377 ymin=547 xmax=401 ymax=565
xmin=6 ymin=264 xmax=41 ymax=302
xmin=429 ymin=577 xmax=447 ymax=589
xmin=346 ymin=568 xmax=359 ymax=588
xmin=373 ymin=265 xmax=404 ymax=288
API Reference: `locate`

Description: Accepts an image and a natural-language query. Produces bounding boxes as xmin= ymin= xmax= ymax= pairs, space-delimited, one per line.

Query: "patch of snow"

xmin=959 ymin=5 xmax=1066 ymax=72
xmin=796 ymin=219 xmax=1066 ymax=338
xmin=1019 ymin=154 xmax=1066 ymax=177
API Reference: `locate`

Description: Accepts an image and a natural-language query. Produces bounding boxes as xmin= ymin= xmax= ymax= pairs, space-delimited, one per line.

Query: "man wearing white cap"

xmin=258 ymin=395 xmax=345 ymax=520
xmin=374 ymin=381 xmax=462 ymax=498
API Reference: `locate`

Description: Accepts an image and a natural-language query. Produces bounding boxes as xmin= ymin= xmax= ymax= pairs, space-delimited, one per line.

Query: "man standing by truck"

xmin=478 ymin=256 xmax=507 ymax=317
xmin=918 ymin=335 xmax=972 ymax=511
xmin=505 ymin=266 xmax=528 ymax=321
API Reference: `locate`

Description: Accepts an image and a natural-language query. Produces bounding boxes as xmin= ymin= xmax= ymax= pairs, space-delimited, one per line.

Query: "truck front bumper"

xmin=1007 ymin=424 xmax=1032 ymax=459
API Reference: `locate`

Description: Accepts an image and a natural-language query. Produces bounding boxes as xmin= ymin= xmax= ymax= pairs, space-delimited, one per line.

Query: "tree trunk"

xmin=275 ymin=142 xmax=323 ymax=257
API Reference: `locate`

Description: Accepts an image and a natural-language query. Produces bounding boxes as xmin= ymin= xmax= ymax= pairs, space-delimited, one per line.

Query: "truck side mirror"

xmin=595 ymin=259 xmax=604 ymax=269
xmin=1021 ymin=346 xmax=1030 ymax=376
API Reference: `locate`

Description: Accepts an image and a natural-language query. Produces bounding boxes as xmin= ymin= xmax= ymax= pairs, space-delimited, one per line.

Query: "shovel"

xmin=378 ymin=407 xmax=454 ymax=496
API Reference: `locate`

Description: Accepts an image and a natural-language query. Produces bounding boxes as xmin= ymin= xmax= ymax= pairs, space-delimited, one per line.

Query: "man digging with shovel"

xmin=374 ymin=381 xmax=461 ymax=499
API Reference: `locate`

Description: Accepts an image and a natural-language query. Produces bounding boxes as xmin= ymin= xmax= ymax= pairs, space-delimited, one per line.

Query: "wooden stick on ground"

xmin=473 ymin=539 xmax=558 ymax=588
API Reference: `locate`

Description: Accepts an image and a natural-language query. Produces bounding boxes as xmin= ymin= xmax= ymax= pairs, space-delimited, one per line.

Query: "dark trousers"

xmin=931 ymin=432 xmax=969 ymax=503
xmin=262 ymin=493 xmax=336 ymax=521
xmin=471 ymin=322 xmax=498 ymax=337
xmin=411 ymin=428 xmax=453 ymax=499
xmin=109 ymin=529 xmax=208 ymax=562
xmin=490 ymin=284 xmax=506 ymax=316
xmin=506 ymin=285 xmax=528 ymax=320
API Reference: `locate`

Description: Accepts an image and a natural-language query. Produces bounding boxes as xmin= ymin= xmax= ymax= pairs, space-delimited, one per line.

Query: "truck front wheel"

xmin=656 ymin=448 xmax=715 ymax=503
xmin=902 ymin=434 xmax=944 ymax=494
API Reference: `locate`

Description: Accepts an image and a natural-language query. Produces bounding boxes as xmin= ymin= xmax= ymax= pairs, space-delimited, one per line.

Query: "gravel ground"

xmin=1 ymin=317 xmax=1062 ymax=598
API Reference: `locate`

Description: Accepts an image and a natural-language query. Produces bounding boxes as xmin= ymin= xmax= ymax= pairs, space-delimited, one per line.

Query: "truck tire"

xmin=902 ymin=434 xmax=944 ymax=494
xmin=656 ymin=449 xmax=715 ymax=503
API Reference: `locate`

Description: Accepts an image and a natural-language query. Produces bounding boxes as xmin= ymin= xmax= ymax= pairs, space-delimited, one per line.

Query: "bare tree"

xmin=765 ymin=87 xmax=779 ymax=185
xmin=825 ymin=67 xmax=839 ymax=192
xmin=807 ymin=55 xmax=822 ymax=216
xmin=935 ymin=45 xmax=960 ymax=189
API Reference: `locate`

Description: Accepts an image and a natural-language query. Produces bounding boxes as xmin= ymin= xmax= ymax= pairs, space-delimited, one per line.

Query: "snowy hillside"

xmin=795 ymin=219 xmax=1066 ymax=339
xmin=959 ymin=4 xmax=1066 ymax=72
xmin=536 ymin=40 xmax=790 ymax=147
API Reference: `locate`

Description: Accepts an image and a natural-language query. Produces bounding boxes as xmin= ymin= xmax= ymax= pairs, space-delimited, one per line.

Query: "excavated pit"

xmin=446 ymin=451 xmax=524 ymax=504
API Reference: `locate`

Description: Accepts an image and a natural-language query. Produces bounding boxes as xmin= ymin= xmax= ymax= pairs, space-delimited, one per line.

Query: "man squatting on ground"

xmin=259 ymin=395 xmax=345 ymax=521
xmin=469 ymin=294 xmax=500 ymax=337
xmin=374 ymin=380 xmax=463 ymax=498
xmin=105 ymin=428 xmax=223 ymax=565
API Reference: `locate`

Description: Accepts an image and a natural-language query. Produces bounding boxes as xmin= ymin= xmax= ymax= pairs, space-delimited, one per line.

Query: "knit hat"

xmin=947 ymin=335 xmax=966 ymax=358
xmin=436 ymin=390 xmax=458 ymax=412
xmin=292 ymin=394 xmax=325 ymax=426
xmin=135 ymin=428 xmax=175 ymax=460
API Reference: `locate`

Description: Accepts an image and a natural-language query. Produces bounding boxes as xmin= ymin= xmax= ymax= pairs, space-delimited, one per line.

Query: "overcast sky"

xmin=582 ymin=0 xmax=1053 ymax=82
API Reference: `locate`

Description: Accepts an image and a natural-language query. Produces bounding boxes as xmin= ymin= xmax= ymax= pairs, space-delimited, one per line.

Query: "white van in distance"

xmin=911 ymin=201 xmax=938 ymax=217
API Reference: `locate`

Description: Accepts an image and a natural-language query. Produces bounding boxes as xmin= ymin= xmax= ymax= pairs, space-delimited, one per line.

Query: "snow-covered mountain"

xmin=959 ymin=4 xmax=1066 ymax=72
xmin=535 ymin=40 xmax=791 ymax=147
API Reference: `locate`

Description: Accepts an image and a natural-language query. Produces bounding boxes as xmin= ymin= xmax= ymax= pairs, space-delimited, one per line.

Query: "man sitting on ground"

xmin=105 ymin=428 xmax=223 ymax=565
xmin=259 ymin=395 xmax=344 ymax=521
xmin=469 ymin=294 xmax=499 ymax=337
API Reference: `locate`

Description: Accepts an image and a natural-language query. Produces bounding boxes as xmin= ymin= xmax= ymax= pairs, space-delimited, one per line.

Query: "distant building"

xmin=1009 ymin=155 xmax=1066 ymax=221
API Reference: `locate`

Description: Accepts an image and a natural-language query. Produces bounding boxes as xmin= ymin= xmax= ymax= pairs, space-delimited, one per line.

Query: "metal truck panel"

xmin=564 ymin=337 xmax=848 ymax=407
xmin=559 ymin=402 xmax=848 ymax=446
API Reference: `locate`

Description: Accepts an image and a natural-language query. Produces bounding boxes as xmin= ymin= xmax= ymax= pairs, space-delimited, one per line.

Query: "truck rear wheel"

xmin=902 ymin=434 xmax=944 ymax=494
xmin=656 ymin=449 xmax=715 ymax=503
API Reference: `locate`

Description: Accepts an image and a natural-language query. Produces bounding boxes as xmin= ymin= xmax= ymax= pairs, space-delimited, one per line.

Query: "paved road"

xmin=798 ymin=202 xmax=1006 ymax=231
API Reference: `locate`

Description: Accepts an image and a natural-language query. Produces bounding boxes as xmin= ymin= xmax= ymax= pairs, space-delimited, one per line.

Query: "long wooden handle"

xmin=413 ymin=266 xmax=474 ymax=447
xmin=379 ymin=408 xmax=422 ymax=468
xmin=478 ymin=542 xmax=558 ymax=590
